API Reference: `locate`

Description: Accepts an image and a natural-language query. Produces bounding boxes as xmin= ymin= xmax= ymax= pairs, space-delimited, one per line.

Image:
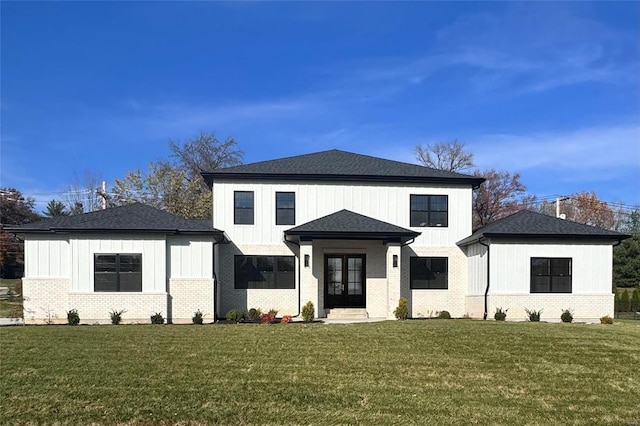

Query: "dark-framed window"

xmin=234 ymin=191 xmax=254 ymax=225
xmin=234 ymin=255 xmax=295 ymax=289
xmin=94 ymin=254 xmax=142 ymax=292
xmin=410 ymin=257 xmax=448 ymax=289
xmin=531 ymin=258 xmax=572 ymax=293
xmin=410 ymin=195 xmax=448 ymax=227
xmin=276 ymin=192 xmax=295 ymax=225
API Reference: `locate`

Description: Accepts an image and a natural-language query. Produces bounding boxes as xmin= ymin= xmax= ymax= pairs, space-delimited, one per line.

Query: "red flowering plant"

xmin=281 ymin=315 xmax=292 ymax=324
xmin=260 ymin=312 xmax=276 ymax=324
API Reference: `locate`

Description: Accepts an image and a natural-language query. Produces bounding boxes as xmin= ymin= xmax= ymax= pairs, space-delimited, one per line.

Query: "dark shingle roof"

xmin=203 ymin=149 xmax=484 ymax=187
xmin=5 ymin=203 xmax=225 ymax=238
xmin=457 ymin=210 xmax=630 ymax=246
xmin=285 ymin=209 xmax=420 ymax=243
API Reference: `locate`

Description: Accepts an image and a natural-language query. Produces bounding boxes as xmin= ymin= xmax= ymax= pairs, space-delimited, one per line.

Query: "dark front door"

xmin=324 ymin=254 xmax=366 ymax=308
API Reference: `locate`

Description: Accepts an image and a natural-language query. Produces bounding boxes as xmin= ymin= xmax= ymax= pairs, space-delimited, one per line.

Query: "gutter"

xmin=479 ymin=239 xmax=490 ymax=320
xmin=212 ymin=233 xmax=230 ymax=321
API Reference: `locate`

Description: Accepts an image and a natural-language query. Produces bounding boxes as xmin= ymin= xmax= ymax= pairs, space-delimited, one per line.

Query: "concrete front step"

xmin=326 ymin=308 xmax=369 ymax=320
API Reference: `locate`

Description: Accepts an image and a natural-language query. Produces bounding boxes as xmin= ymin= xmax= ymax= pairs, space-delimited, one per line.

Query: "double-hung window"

xmin=276 ymin=192 xmax=295 ymax=225
xmin=234 ymin=191 xmax=254 ymax=225
xmin=94 ymin=254 xmax=142 ymax=292
xmin=410 ymin=257 xmax=448 ymax=289
xmin=410 ymin=195 xmax=448 ymax=227
xmin=531 ymin=258 xmax=572 ymax=293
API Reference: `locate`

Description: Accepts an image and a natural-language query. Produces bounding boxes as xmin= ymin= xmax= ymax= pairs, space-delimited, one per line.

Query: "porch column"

xmin=298 ymin=241 xmax=319 ymax=318
xmin=387 ymin=243 xmax=402 ymax=319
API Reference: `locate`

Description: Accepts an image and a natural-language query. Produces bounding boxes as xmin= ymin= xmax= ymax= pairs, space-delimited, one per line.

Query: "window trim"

xmin=530 ymin=257 xmax=572 ymax=293
xmin=234 ymin=255 xmax=296 ymax=289
xmin=410 ymin=256 xmax=449 ymax=290
xmin=275 ymin=192 xmax=296 ymax=226
xmin=234 ymin=191 xmax=254 ymax=225
xmin=94 ymin=253 xmax=142 ymax=292
xmin=410 ymin=194 xmax=448 ymax=227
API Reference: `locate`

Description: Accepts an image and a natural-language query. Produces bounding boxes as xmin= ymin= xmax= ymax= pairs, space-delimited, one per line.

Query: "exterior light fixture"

xmin=304 ymin=254 xmax=310 ymax=267
xmin=393 ymin=255 xmax=398 ymax=268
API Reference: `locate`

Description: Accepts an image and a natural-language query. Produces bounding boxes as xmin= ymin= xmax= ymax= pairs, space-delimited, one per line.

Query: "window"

xmin=276 ymin=192 xmax=295 ymax=225
xmin=95 ymin=254 xmax=142 ymax=292
xmin=410 ymin=257 xmax=448 ymax=289
xmin=531 ymin=258 xmax=572 ymax=293
xmin=410 ymin=195 xmax=448 ymax=227
xmin=234 ymin=255 xmax=295 ymax=289
xmin=234 ymin=191 xmax=254 ymax=225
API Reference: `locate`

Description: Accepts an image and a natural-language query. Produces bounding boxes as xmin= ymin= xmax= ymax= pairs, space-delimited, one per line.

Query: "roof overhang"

xmin=284 ymin=230 xmax=420 ymax=245
xmin=5 ymin=227 xmax=229 ymax=242
xmin=457 ymin=232 xmax=631 ymax=247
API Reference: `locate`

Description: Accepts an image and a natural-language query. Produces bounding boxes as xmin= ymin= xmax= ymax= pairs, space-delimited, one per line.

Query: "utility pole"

xmin=98 ymin=181 xmax=107 ymax=210
xmin=556 ymin=196 xmax=569 ymax=218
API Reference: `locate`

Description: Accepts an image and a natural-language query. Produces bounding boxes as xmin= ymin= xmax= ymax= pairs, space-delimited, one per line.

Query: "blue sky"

xmin=1 ymin=2 xmax=639 ymax=211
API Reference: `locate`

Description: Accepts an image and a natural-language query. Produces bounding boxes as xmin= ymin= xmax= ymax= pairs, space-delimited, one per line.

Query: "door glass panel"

xmin=347 ymin=257 xmax=363 ymax=295
xmin=327 ymin=257 xmax=342 ymax=295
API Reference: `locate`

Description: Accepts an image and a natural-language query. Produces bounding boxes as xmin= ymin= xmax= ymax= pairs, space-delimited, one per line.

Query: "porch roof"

xmin=284 ymin=209 xmax=420 ymax=244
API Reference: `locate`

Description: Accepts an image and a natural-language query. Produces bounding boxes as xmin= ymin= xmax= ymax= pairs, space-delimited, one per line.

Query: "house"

xmin=8 ymin=150 xmax=629 ymax=323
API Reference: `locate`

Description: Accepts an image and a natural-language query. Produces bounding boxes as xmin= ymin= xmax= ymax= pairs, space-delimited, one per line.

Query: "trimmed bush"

xmin=110 ymin=309 xmax=125 ymax=325
xmin=494 ymin=307 xmax=508 ymax=321
xmin=437 ymin=310 xmax=451 ymax=319
xmin=248 ymin=308 xmax=262 ymax=322
xmin=268 ymin=309 xmax=279 ymax=316
xmin=67 ymin=309 xmax=80 ymax=326
xmin=394 ymin=297 xmax=409 ymax=320
xmin=614 ymin=292 xmax=621 ymax=312
xmin=151 ymin=312 xmax=164 ymax=324
xmin=281 ymin=315 xmax=292 ymax=324
xmin=631 ymin=288 xmax=640 ymax=312
xmin=226 ymin=309 xmax=246 ymax=323
xmin=561 ymin=309 xmax=574 ymax=323
xmin=600 ymin=315 xmax=614 ymax=324
xmin=525 ymin=308 xmax=542 ymax=322
xmin=192 ymin=309 xmax=204 ymax=325
xmin=260 ymin=312 xmax=276 ymax=324
xmin=620 ymin=291 xmax=630 ymax=312
xmin=301 ymin=301 xmax=315 ymax=323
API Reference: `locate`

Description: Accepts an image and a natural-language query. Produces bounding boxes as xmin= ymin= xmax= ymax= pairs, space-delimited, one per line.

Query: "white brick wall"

xmin=168 ymin=278 xmax=214 ymax=323
xmin=67 ymin=292 xmax=167 ymax=324
xmin=22 ymin=278 xmax=69 ymax=324
xmin=465 ymin=294 xmax=614 ymax=323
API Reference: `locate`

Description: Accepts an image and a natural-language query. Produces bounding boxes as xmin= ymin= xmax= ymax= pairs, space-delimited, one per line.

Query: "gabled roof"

xmin=284 ymin=209 xmax=420 ymax=243
xmin=203 ymin=149 xmax=484 ymax=187
xmin=5 ymin=203 xmax=226 ymax=240
xmin=457 ymin=209 xmax=630 ymax=246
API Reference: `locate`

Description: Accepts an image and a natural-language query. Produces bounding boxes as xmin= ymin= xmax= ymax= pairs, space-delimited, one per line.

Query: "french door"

xmin=324 ymin=254 xmax=366 ymax=308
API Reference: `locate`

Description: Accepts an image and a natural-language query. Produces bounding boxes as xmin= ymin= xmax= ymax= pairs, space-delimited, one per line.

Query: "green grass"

xmin=1 ymin=321 xmax=639 ymax=425
xmin=0 ymin=278 xmax=22 ymax=318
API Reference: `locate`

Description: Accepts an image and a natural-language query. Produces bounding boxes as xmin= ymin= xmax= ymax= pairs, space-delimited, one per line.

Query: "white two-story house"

xmin=10 ymin=150 xmax=628 ymax=323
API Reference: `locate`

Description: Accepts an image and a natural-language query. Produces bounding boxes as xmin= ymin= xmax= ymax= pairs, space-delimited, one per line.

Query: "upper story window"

xmin=410 ymin=257 xmax=448 ymax=289
xmin=276 ymin=192 xmax=295 ymax=225
xmin=95 ymin=254 xmax=142 ymax=292
xmin=531 ymin=257 xmax=572 ymax=293
xmin=410 ymin=195 xmax=448 ymax=227
xmin=234 ymin=191 xmax=254 ymax=225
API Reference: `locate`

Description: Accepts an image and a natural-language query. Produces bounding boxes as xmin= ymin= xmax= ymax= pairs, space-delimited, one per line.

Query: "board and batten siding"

xmin=212 ymin=180 xmax=473 ymax=247
xmin=465 ymin=242 xmax=488 ymax=295
xmin=167 ymin=236 xmax=214 ymax=279
xmin=489 ymin=241 xmax=613 ymax=294
xmin=24 ymin=236 xmax=70 ymax=278
xmin=70 ymin=235 xmax=166 ymax=293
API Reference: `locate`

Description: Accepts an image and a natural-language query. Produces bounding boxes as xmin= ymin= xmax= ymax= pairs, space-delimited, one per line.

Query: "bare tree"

xmin=414 ymin=139 xmax=474 ymax=172
xmin=472 ymin=169 xmax=527 ymax=229
xmin=63 ymin=170 xmax=104 ymax=214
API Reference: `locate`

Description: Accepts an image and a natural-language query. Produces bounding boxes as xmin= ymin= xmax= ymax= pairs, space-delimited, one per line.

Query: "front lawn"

xmin=0 ymin=278 xmax=22 ymax=318
xmin=1 ymin=320 xmax=638 ymax=425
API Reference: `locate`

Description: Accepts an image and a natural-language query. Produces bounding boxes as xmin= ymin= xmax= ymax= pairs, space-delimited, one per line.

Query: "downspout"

xmin=212 ymin=237 xmax=225 ymax=321
xmin=479 ymin=239 xmax=490 ymax=320
xmin=284 ymin=234 xmax=302 ymax=317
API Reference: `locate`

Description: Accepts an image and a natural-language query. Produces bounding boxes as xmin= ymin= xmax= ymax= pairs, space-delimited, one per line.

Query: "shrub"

xmin=301 ymin=301 xmax=315 ymax=323
xmin=268 ymin=308 xmax=279 ymax=316
xmin=561 ymin=309 xmax=574 ymax=323
xmin=394 ymin=297 xmax=409 ymax=320
xmin=494 ymin=307 xmax=508 ymax=321
xmin=614 ymin=291 xmax=621 ymax=312
xmin=437 ymin=310 xmax=451 ymax=319
xmin=281 ymin=315 xmax=292 ymax=324
xmin=192 ymin=309 xmax=204 ymax=325
xmin=525 ymin=308 xmax=542 ymax=322
xmin=248 ymin=308 xmax=262 ymax=322
xmin=600 ymin=315 xmax=614 ymax=324
xmin=151 ymin=312 xmax=164 ymax=324
xmin=620 ymin=291 xmax=630 ymax=312
xmin=260 ymin=312 xmax=276 ymax=324
xmin=110 ymin=309 xmax=125 ymax=325
xmin=631 ymin=288 xmax=640 ymax=312
xmin=67 ymin=309 xmax=80 ymax=326
xmin=226 ymin=309 xmax=246 ymax=323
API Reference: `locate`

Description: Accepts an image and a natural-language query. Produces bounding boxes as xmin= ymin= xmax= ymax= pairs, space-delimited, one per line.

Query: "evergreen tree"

xmin=631 ymin=288 xmax=640 ymax=312
xmin=620 ymin=291 xmax=630 ymax=312
xmin=44 ymin=200 xmax=69 ymax=217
